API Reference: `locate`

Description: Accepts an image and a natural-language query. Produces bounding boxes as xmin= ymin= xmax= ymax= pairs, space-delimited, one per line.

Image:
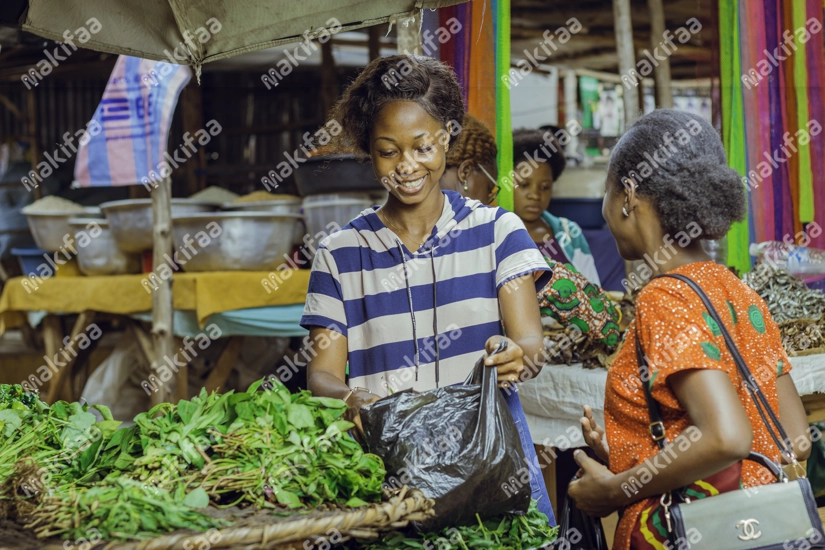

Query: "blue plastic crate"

xmin=11 ymin=248 xmax=49 ymax=277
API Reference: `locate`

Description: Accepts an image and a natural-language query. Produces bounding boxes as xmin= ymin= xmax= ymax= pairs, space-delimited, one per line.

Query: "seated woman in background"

xmin=512 ymin=128 xmax=601 ymax=285
xmin=439 ymin=114 xmax=499 ymax=204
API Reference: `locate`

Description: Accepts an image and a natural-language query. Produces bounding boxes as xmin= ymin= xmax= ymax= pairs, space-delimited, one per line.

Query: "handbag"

xmin=552 ymin=478 xmax=609 ymax=550
xmin=634 ymin=273 xmax=825 ymax=550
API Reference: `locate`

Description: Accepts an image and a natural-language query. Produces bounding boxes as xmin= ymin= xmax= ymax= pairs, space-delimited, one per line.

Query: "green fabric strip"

xmin=495 ymin=0 xmax=513 ymax=211
xmin=720 ymin=0 xmax=751 ymax=273
xmin=793 ymin=0 xmax=814 ymax=222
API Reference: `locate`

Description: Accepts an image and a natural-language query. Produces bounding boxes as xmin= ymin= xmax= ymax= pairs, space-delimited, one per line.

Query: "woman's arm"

xmin=306 ymin=327 xmax=379 ymax=433
xmin=569 ymin=369 xmax=752 ymax=517
xmin=777 ymin=373 xmax=811 ymax=461
xmin=488 ymin=274 xmax=546 ymax=384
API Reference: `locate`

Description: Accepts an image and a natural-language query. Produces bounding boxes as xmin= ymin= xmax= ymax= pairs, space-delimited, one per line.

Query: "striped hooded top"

xmin=301 ymin=190 xmax=548 ymax=396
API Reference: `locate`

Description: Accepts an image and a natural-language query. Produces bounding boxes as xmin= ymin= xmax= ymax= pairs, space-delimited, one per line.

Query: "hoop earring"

xmin=622 ymin=204 xmax=630 ymax=217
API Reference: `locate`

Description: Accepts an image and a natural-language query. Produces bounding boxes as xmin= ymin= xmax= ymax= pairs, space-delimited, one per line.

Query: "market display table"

xmin=0 ymin=270 xmax=310 ymax=402
xmin=521 ymin=353 xmax=825 ymax=445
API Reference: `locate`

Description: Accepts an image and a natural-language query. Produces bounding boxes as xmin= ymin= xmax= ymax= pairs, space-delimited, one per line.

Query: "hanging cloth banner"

xmin=493 ymin=0 xmax=514 ymax=212
xmin=720 ymin=0 xmax=751 ymax=273
xmin=73 ymin=56 xmax=192 ymax=187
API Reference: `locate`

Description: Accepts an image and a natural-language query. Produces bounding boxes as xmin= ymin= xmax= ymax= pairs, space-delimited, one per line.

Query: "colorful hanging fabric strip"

xmin=792 ymin=0 xmax=814 ymax=224
xmin=720 ymin=0 xmax=751 ymax=273
xmin=493 ymin=0 xmax=514 ymax=212
xmin=806 ymin=0 xmax=825 ymax=249
xmin=74 ymin=56 xmax=191 ymax=187
xmin=468 ymin=0 xmax=497 ymax=138
xmin=739 ymin=1 xmax=757 ymax=248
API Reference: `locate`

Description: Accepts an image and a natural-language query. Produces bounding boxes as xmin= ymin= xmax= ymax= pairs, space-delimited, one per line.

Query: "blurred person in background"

xmin=512 ymin=128 xmax=601 ymax=285
xmin=439 ymin=114 xmax=499 ymax=204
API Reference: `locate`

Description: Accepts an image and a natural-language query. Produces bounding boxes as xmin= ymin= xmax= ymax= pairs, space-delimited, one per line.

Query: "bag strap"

xmin=635 ymin=273 xmax=797 ymax=463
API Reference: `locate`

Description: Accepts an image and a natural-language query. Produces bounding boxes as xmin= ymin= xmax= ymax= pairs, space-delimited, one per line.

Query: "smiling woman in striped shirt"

xmin=301 ymin=55 xmax=555 ymax=521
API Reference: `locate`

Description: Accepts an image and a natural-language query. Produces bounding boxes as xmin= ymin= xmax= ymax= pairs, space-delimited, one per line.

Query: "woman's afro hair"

xmin=608 ymin=109 xmax=746 ymax=239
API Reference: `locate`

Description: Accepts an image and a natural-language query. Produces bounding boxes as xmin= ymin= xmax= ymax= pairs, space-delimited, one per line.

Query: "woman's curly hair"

xmin=609 ymin=109 xmax=746 ymax=239
xmin=327 ymin=55 xmax=465 ymax=155
xmin=446 ymin=114 xmax=497 ymax=169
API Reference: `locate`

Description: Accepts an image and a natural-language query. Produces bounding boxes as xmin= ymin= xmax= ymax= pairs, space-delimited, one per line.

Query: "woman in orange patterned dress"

xmin=566 ymin=109 xmax=812 ymax=550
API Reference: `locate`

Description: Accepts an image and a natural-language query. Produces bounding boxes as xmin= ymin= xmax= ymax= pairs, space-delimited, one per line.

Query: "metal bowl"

xmin=23 ymin=209 xmax=91 ymax=252
xmin=221 ymin=199 xmax=302 ymax=215
xmin=293 ymin=154 xmax=382 ymax=196
xmin=171 ymin=212 xmax=301 ymax=272
xmin=68 ymin=218 xmax=141 ymax=276
xmin=100 ymin=199 xmax=216 ymax=253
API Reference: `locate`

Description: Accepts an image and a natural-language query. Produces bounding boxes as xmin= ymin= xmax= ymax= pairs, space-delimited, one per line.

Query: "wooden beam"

xmin=647 ymin=0 xmax=673 ymax=108
xmin=320 ymin=40 xmax=339 ymax=119
xmin=26 ymin=88 xmax=42 ymax=200
xmin=181 ymin=84 xmax=207 ymax=195
xmin=802 ymin=393 xmax=825 ymax=423
xmin=612 ymin=0 xmax=639 ymax=127
xmin=368 ymin=26 xmax=381 ymax=61
xmin=0 ymin=93 xmax=22 ymax=120
xmin=203 ymin=337 xmax=243 ymax=394
xmin=42 ymin=316 xmax=64 ymax=404
xmin=151 ymin=177 xmax=176 ymax=404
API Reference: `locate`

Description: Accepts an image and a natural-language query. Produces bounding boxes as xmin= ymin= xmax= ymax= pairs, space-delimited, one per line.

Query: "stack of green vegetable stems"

xmin=0 ymin=381 xmax=386 ymax=541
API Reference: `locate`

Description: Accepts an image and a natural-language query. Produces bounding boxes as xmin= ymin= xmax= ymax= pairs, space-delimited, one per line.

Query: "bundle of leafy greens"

xmin=0 ymin=379 xmax=386 ymax=541
xmin=349 ymin=500 xmax=558 ymax=550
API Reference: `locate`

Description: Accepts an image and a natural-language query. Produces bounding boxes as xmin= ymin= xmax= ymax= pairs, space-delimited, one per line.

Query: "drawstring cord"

xmin=395 ymin=240 xmax=442 ymax=386
xmin=430 ymin=247 xmax=440 ymax=386
xmin=397 ymin=240 xmax=420 ymax=381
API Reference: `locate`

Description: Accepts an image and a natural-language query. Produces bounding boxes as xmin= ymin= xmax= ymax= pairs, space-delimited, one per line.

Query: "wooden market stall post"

xmin=647 ymin=0 xmax=673 ymax=108
xmin=612 ymin=0 xmax=639 ymax=127
xmin=151 ymin=177 xmax=178 ymax=405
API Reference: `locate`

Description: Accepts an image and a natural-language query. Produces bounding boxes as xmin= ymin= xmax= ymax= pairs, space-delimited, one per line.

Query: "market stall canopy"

xmin=1 ymin=0 xmax=467 ymax=66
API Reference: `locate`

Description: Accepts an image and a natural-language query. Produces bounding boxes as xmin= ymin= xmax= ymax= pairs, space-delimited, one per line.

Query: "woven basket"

xmin=7 ymin=487 xmax=433 ymax=550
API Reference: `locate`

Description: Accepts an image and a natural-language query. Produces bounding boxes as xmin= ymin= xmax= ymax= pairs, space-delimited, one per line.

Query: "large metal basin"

xmin=22 ymin=207 xmax=101 ymax=252
xmin=68 ymin=218 xmax=141 ymax=276
xmin=171 ymin=212 xmax=300 ymax=272
xmin=293 ymin=154 xmax=382 ymax=196
xmin=221 ymin=199 xmax=302 ymax=215
xmin=100 ymin=199 xmax=216 ymax=253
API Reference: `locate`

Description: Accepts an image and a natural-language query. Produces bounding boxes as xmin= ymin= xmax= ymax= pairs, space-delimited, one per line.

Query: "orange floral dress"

xmin=605 ymin=262 xmax=793 ymax=550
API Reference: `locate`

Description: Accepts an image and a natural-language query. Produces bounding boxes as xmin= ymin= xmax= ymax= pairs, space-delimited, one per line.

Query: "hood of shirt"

xmin=361 ymin=190 xmax=483 ymax=258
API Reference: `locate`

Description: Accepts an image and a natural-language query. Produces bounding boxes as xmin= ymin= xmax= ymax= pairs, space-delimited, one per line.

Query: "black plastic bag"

xmin=360 ymin=353 xmax=530 ymax=531
xmin=550 ymin=478 xmax=608 ymax=550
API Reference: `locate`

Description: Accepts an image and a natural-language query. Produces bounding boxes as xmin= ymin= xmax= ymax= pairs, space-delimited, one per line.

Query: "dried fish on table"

xmin=778 ymin=317 xmax=825 ymax=356
xmin=742 ymin=263 xmax=825 ymax=323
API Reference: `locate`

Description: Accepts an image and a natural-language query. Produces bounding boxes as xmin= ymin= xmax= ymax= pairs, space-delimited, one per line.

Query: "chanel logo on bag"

xmin=736 ymin=519 xmax=762 ymax=541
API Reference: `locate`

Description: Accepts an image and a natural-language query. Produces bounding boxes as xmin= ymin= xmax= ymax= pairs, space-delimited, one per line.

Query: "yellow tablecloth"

xmin=0 ymin=270 xmax=310 ymax=334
